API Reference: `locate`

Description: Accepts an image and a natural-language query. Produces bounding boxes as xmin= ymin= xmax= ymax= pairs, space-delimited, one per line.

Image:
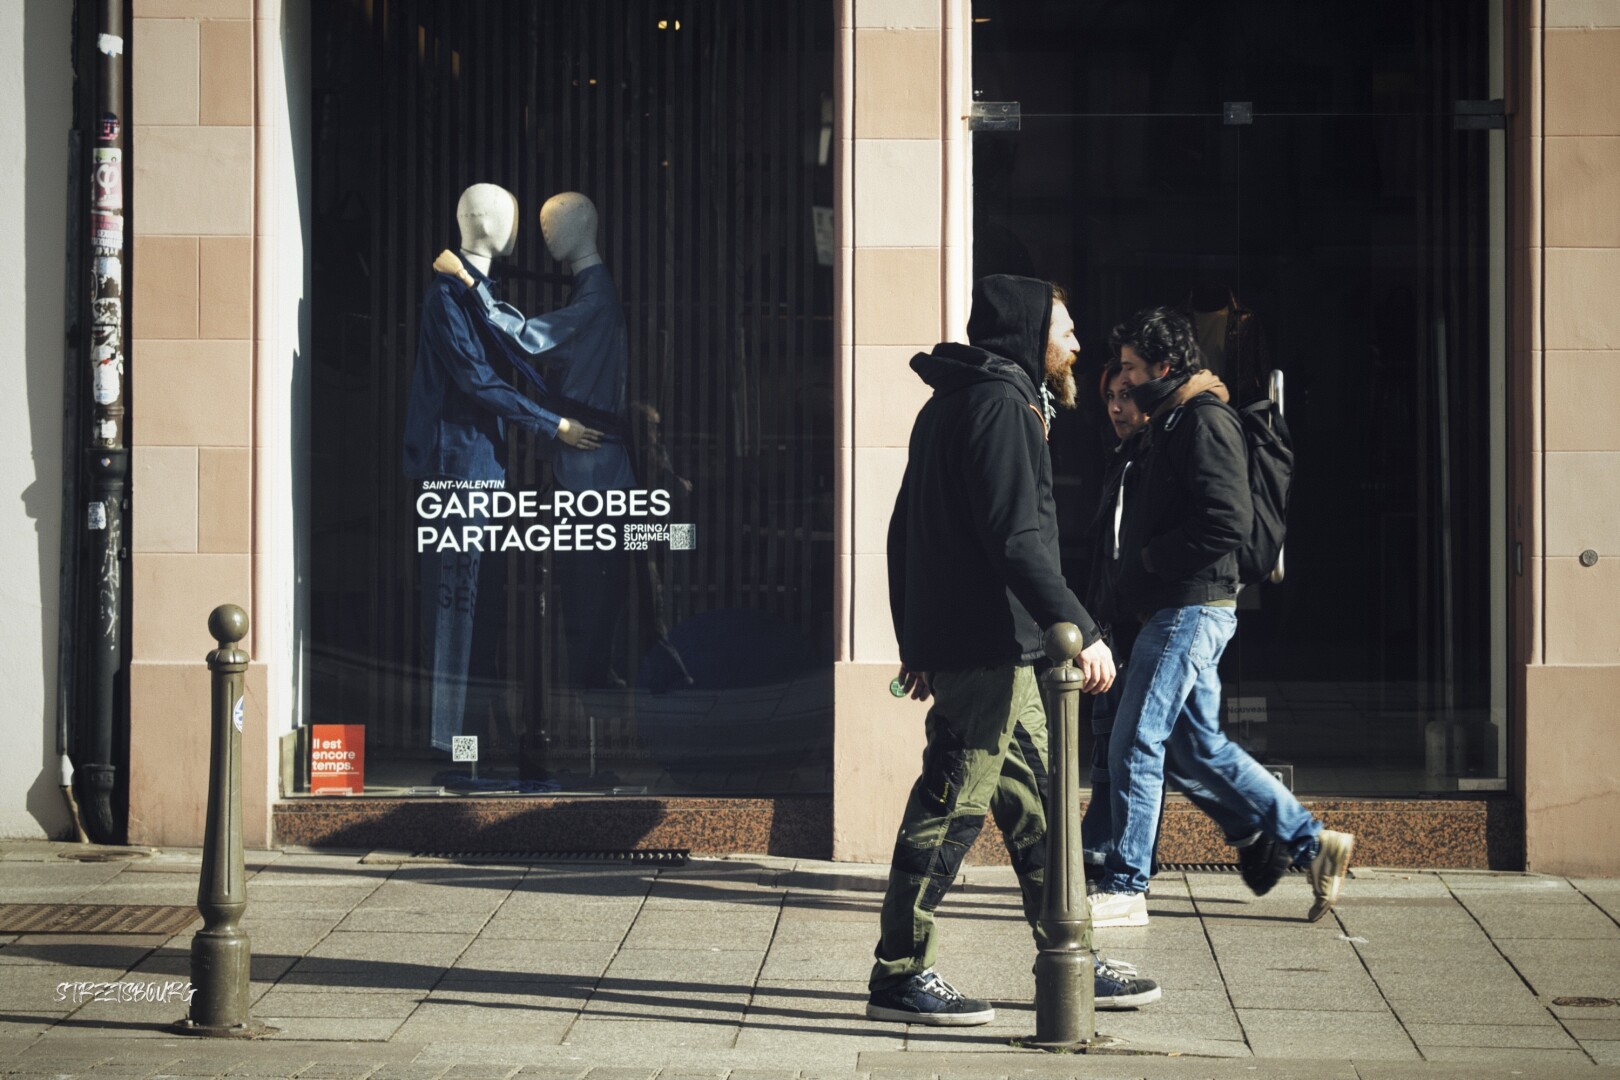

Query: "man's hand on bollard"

xmin=1076 ymin=638 xmax=1115 ymax=695
xmin=895 ymin=665 xmax=933 ymax=702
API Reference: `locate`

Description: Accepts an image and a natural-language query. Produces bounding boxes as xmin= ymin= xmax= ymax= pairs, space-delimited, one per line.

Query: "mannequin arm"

xmin=461 ymin=277 xmax=596 ymax=368
xmin=420 ymin=287 xmax=564 ymax=440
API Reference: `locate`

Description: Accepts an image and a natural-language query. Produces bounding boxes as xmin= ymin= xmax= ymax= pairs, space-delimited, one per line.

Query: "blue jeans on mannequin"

xmin=1101 ymin=604 xmax=1322 ymax=896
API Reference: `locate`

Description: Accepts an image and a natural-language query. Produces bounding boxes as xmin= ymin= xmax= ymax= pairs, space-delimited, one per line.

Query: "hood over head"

xmin=967 ymin=275 xmax=1055 ymax=391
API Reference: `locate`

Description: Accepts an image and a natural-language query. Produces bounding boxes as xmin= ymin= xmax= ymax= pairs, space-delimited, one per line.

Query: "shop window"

xmin=306 ymin=0 xmax=835 ymax=796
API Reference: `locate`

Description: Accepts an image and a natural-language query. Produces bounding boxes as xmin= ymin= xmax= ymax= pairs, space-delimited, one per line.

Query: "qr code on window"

xmin=451 ymin=735 xmax=478 ymax=763
xmin=669 ymin=523 xmax=696 ymax=551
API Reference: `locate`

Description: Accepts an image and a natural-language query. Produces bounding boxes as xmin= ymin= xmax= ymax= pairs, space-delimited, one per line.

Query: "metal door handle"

xmin=1268 ymin=370 xmax=1285 ymax=585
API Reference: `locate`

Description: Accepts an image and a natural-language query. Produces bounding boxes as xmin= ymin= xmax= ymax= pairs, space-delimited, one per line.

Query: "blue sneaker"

xmin=1094 ymin=956 xmax=1161 ymax=1010
xmin=866 ymin=969 xmax=995 ymax=1026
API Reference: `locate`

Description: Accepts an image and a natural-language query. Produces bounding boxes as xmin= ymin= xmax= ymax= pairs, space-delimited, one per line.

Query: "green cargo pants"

xmin=869 ymin=662 xmax=1052 ymax=992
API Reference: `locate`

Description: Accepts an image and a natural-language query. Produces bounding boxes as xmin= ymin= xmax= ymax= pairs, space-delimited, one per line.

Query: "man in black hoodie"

xmin=868 ymin=276 xmax=1160 ymax=1027
xmin=1090 ymin=307 xmax=1354 ymax=929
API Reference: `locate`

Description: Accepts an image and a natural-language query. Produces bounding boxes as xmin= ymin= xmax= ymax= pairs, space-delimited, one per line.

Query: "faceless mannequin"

xmin=430 ymin=189 xmax=641 ymax=700
xmin=431 ymin=184 xmax=601 ymax=449
xmin=539 ymin=192 xmax=604 ymax=274
xmin=455 ymin=183 xmax=519 ymax=275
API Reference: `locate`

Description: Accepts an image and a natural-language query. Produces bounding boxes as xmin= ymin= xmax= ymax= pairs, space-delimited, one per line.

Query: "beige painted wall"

xmin=1520 ymin=1 xmax=1620 ymax=874
xmin=0 ymin=0 xmax=73 ymax=839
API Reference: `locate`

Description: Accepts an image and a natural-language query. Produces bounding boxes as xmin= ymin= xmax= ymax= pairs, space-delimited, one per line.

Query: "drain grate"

xmin=1158 ymin=863 xmax=1304 ymax=874
xmin=383 ymin=849 xmax=690 ymax=867
xmin=0 ymin=903 xmax=199 ymax=935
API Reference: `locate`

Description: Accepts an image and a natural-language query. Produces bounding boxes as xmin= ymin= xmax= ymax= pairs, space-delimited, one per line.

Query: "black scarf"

xmin=1129 ymin=369 xmax=1192 ymax=419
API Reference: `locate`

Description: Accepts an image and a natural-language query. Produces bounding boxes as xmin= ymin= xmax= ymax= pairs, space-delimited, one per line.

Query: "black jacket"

xmin=887 ymin=275 xmax=1100 ymax=671
xmin=1080 ymin=430 xmax=1144 ymax=646
xmin=1115 ymin=371 xmax=1253 ymax=618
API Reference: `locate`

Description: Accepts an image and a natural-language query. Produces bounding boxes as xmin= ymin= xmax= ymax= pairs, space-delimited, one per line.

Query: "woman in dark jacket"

xmin=1079 ymin=361 xmax=1147 ymax=880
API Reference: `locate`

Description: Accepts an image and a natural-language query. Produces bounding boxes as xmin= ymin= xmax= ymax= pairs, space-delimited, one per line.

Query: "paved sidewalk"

xmin=1 ymin=840 xmax=1619 ymax=1079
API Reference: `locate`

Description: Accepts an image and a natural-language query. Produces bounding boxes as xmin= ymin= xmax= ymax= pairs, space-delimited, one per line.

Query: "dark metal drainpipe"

xmin=77 ymin=0 xmax=129 ymax=844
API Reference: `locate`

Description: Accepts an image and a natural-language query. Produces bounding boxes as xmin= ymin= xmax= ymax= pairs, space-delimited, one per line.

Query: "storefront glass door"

xmin=974 ymin=1 xmax=1506 ymax=794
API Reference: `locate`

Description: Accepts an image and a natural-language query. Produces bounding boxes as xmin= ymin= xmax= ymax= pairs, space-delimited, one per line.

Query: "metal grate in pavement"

xmin=1158 ymin=862 xmax=1304 ymax=873
xmin=0 ymin=903 xmax=199 ymax=935
xmin=382 ymin=849 xmax=690 ymax=867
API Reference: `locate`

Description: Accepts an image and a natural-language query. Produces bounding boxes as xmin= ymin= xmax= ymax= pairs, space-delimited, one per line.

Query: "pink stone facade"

xmin=113 ymin=0 xmax=1620 ymax=872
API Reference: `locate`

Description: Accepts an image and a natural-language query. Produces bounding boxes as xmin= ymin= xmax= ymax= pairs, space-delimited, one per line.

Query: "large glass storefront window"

xmin=974 ymin=1 xmax=1506 ymax=794
xmin=306 ymin=1 xmax=835 ymax=796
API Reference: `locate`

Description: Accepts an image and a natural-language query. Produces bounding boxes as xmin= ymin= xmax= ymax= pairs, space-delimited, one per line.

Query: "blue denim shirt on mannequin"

xmin=402 ymin=260 xmax=563 ymax=482
xmin=463 ymin=264 xmax=639 ymax=492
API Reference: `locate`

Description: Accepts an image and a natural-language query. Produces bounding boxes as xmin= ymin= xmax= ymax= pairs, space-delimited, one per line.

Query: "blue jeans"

xmin=420 ymin=503 xmax=505 ymax=754
xmin=1083 ymin=659 xmax=1253 ymax=875
xmin=1101 ymin=605 xmax=1321 ymax=895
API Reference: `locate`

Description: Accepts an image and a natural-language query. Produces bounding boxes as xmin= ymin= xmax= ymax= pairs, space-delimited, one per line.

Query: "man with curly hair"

xmin=1089 ymin=306 xmax=1353 ymax=928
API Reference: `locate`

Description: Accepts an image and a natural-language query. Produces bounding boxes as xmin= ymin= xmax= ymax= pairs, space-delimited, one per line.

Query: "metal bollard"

xmin=172 ymin=605 xmax=269 ymax=1037
xmin=1027 ymin=622 xmax=1094 ymax=1050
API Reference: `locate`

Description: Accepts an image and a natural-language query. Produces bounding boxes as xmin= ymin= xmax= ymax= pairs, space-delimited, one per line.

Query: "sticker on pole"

xmin=231 ymin=696 xmax=244 ymax=733
xmin=451 ymin=735 xmax=478 ymax=763
xmin=92 ymin=148 xmax=122 ymax=212
xmin=87 ymin=502 xmax=107 ymax=531
xmin=92 ymin=213 xmax=124 ymax=251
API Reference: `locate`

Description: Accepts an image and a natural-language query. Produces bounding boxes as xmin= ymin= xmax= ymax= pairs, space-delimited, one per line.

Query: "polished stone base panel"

xmin=966 ymin=797 xmax=1525 ymax=871
xmin=272 ymin=796 xmax=835 ymax=858
xmin=274 ymin=795 xmax=1522 ymax=869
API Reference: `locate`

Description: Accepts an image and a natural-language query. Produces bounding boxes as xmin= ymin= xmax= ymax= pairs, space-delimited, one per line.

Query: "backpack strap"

xmin=1027 ymin=402 xmax=1049 ymax=441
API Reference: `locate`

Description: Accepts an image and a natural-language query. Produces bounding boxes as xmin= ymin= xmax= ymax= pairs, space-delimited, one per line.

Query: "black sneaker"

xmin=866 ymin=969 xmax=995 ymax=1026
xmin=1237 ymin=834 xmax=1291 ymax=896
xmin=1094 ymin=956 xmax=1161 ymax=1010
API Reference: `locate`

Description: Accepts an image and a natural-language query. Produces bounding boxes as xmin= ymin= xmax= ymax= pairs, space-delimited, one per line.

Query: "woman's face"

xmin=1105 ymin=371 xmax=1145 ymax=442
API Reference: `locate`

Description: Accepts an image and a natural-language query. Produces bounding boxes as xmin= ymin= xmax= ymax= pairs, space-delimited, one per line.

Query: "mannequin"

xmin=435 ymin=192 xmax=647 ymax=738
xmin=1182 ymin=281 xmax=1271 ymax=407
xmin=403 ymin=183 xmax=603 ymax=758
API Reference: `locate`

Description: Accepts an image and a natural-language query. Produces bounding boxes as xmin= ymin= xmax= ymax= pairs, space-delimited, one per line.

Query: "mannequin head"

xmin=540 ymin=192 xmax=603 ymax=271
xmin=455 ymin=184 xmax=519 ymax=267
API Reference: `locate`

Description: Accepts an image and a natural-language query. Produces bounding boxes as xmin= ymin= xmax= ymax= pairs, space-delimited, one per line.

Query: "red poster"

xmin=310 ymin=725 xmax=365 ymax=794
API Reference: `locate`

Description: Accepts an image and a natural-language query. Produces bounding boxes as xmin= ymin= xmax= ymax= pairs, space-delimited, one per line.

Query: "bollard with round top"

xmin=1027 ymin=621 xmax=1095 ymax=1050
xmin=172 ymin=605 xmax=271 ymax=1037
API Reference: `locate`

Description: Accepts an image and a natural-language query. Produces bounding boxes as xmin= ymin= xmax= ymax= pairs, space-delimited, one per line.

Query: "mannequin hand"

xmin=556 ymin=418 xmax=604 ymax=450
xmin=433 ymin=249 xmax=474 ymax=288
xmin=1076 ymin=638 xmax=1116 ymax=695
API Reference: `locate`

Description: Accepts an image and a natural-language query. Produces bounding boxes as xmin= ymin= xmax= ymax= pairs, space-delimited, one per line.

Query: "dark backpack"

xmin=1188 ymin=395 xmax=1294 ymax=585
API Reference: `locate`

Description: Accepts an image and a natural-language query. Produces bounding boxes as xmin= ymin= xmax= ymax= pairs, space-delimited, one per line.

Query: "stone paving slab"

xmin=1236 ymin=1008 xmax=1420 ymax=1060
xmin=453 ymin=938 xmax=621 ymax=981
xmin=336 ymin=911 xmax=496 ymax=935
xmin=1404 ymin=1021 xmax=1580 ymax=1049
xmin=1495 ymin=937 xmax=1620 ymax=998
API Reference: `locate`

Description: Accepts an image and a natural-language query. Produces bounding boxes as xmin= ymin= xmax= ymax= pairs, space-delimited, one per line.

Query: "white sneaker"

xmin=1306 ymin=830 xmax=1355 ymax=922
xmin=1088 ymin=890 xmax=1148 ymax=927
